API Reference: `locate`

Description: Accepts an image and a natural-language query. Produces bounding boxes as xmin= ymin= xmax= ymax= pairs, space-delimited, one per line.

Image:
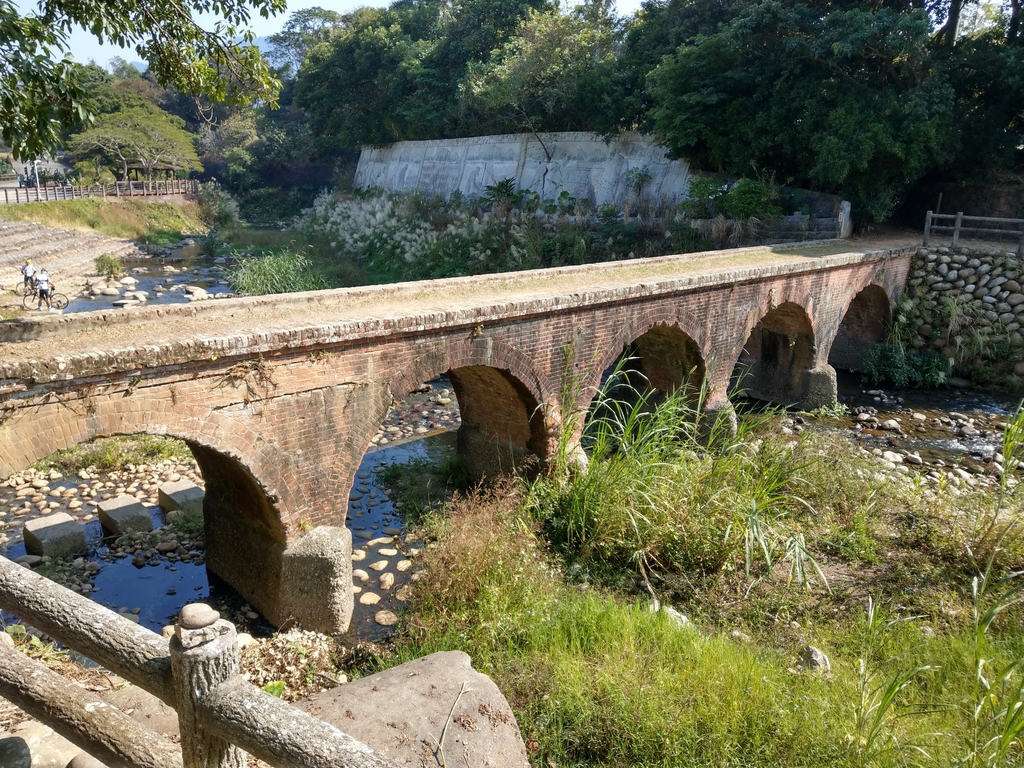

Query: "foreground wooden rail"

xmin=924 ymin=210 xmax=1024 ymax=256
xmin=0 ymin=554 xmax=400 ymax=767
xmin=0 ymin=179 xmax=198 ymax=205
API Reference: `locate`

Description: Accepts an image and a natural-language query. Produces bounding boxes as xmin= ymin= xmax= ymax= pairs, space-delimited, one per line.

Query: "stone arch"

xmin=732 ymin=301 xmax=834 ymax=408
xmin=828 ymin=284 xmax=892 ymax=372
xmin=384 ymin=337 xmax=549 ymax=478
xmin=594 ymin=307 xmax=710 ymax=395
xmin=0 ymin=393 xmax=311 ymax=630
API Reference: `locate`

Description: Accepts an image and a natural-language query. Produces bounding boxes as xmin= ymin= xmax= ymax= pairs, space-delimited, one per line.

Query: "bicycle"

xmin=23 ymin=290 xmax=69 ymax=311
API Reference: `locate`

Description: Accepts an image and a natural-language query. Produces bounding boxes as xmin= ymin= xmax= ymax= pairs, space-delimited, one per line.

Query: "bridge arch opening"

xmin=1 ymin=431 xmax=288 ymax=634
xmin=447 ymin=364 xmax=548 ymax=479
xmin=828 ymin=285 xmax=892 ymax=372
xmin=731 ymin=302 xmax=834 ymax=408
xmin=586 ymin=325 xmax=707 ymax=437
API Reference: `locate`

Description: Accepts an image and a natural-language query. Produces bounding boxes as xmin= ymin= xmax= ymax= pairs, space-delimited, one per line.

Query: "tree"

xmin=295 ymin=10 xmax=429 ymax=149
xmin=649 ymin=2 xmax=957 ymax=220
xmin=67 ymin=107 xmax=202 ymax=180
xmin=266 ymin=6 xmax=348 ymax=73
xmin=465 ymin=0 xmax=624 ymax=155
xmin=0 ymin=0 xmax=285 ymax=160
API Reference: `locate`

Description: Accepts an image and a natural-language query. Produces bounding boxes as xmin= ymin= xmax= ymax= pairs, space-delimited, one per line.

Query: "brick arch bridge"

xmin=0 ymin=242 xmax=912 ymax=633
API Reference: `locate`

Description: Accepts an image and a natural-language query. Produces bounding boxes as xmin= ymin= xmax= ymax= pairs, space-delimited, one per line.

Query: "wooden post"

xmin=923 ymin=210 xmax=932 ymax=246
xmin=1018 ymin=229 xmax=1023 ymax=259
xmin=952 ymin=211 xmax=963 ymax=247
xmin=170 ymin=606 xmax=246 ymax=768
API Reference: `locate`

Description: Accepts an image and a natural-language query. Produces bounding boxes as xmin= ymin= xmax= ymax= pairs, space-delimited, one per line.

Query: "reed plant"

xmin=228 ymin=248 xmax=327 ymax=296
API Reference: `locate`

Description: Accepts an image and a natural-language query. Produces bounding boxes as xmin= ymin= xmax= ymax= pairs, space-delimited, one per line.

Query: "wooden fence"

xmin=0 ymin=179 xmax=198 ymax=205
xmin=0 ymin=554 xmax=399 ymax=768
xmin=923 ymin=210 xmax=1024 ymax=256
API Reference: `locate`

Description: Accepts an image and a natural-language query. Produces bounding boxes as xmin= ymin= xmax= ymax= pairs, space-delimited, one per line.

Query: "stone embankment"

xmin=901 ymin=245 xmax=1024 ymax=383
xmin=0 ymin=220 xmax=142 ymax=292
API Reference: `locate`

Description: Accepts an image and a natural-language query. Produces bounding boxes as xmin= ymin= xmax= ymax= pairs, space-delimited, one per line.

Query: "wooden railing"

xmin=0 ymin=179 xmax=199 ymax=205
xmin=0 ymin=554 xmax=399 ymax=768
xmin=924 ymin=210 xmax=1024 ymax=256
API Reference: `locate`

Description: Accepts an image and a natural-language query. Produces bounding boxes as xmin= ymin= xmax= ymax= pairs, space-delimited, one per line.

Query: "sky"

xmin=20 ymin=0 xmax=646 ymax=70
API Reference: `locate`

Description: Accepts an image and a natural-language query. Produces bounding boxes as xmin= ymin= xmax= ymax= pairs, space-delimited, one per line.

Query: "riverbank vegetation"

xmin=0 ymin=200 xmax=206 ymax=244
xmin=367 ymin=381 xmax=1024 ymax=767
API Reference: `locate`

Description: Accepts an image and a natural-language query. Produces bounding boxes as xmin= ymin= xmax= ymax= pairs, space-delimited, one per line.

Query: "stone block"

xmin=297 ymin=651 xmax=529 ymax=768
xmin=279 ymin=526 xmax=353 ymax=635
xmin=22 ymin=513 xmax=86 ymax=558
xmin=158 ymin=480 xmax=205 ymax=516
xmin=98 ymin=495 xmax=153 ymax=535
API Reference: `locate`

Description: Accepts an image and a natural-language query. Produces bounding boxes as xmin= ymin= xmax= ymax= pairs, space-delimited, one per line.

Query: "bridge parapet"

xmin=0 ymin=242 xmax=914 ymax=633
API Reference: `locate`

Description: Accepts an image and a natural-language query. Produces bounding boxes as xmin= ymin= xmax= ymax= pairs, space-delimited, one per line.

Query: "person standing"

xmin=34 ymin=268 xmax=54 ymax=311
xmin=20 ymin=259 xmax=35 ymax=291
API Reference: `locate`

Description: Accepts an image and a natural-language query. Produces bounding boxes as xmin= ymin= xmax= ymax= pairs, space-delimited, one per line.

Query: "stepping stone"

xmin=383 ymin=527 xmax=403 ymax=535
xmin=359 ymin=592 xmax=381 ymax=605
xmin=377 ymin=548 xmax=398 ymax=557
xmin=367 ymin=560 xmax=389 ymax=572
xmin=98 ymin=495 xmax=153 ymax=535
xmin=158 ymin=480 xmax=204 ymax=515
xmin=354 ymin=531 xmax=373 ymax=540
xmin=374 ymin=610 xmax=398 ymax=626
xmin=353 ymin=569 xmax=370 ymax=583
xmin=351 ymin=550 xmax=367 ymax=561
xmin=23 ymin=512 xmax=86 ymax=558
xmin=379 ymin=573 xmax=395 ymax=590
xmin=366 ymin=536 xmax=392 ymax=548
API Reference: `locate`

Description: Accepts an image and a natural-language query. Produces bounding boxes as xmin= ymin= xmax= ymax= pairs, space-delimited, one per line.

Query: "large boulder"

xmin=22 ymin=513 xmax=86 ymax=558
xmin=296 ymin=651 xmax=529 ymax=767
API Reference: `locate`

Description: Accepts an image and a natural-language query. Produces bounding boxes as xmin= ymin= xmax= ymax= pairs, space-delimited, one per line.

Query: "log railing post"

xmin=170 ymin=605 xmax=247 ymax=768
xmin=923 ymin=210 xmax=932 ymax=246
xmin=952 ymin=211 xmax=963 ymax=247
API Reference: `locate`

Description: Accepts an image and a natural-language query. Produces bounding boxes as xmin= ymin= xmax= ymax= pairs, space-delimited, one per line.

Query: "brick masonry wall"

xmin=0 ymin=248 xmax=912 ymax=540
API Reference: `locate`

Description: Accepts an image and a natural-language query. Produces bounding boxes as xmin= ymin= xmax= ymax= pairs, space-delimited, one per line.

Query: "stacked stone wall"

xmin=900 ymin=245 xmax=1024 ymax=384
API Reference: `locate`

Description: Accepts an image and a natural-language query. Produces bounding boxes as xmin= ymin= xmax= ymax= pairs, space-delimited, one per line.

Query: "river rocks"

xmin=800 ymin=645 xmax=831 ymax=674
xmin=904 ymin=245 xmax=1024 ymax=384
xmin=179 ymin=603 xmax=220 ymax=629
xmin=373 ymin=610 xmax=398 ymax=626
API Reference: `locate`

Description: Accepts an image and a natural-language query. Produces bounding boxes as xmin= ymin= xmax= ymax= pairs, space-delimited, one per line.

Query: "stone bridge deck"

xmin=1 ymin=239 xmax=908 ymax=383
xmin=0 ymin=238 xmax=915 ymax=634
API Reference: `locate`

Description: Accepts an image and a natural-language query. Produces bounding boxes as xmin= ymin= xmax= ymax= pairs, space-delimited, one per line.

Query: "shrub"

xmin=228 ymin=248 xmax=327 ymax=295
xmin=861 ymin=343 xmax=948 ymax=389
xmin=196 ymin=182 xmax=240 ymax=228
xmin=94 ymin=253 xmax=124 ymax=278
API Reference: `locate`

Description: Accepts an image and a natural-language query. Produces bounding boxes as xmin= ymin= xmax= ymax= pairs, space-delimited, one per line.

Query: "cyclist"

xmin=34 ymin=268 xmax=55 ymax=311
xmin=20 ymin=259 xmax=35 ymax=292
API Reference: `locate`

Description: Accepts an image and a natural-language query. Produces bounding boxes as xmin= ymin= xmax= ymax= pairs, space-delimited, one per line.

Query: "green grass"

xmin=1 ymin=199 xmax=206 ymax=243
xmin=228 ymin=248 xmax=329 ymax=296
xmin=32 ymin=434 xmax=193 ymax=474
xmin=359 ymin=393 xmax=1024 ymax=768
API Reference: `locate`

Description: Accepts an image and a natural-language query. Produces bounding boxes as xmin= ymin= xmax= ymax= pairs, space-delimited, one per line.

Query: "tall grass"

xmin=228 ymin=248 xmax=328 ymax=296
xmin=378 ymin=399 xmax=1024 ymax=768
xmin=526 ymin=365 xmax=825 ymax=587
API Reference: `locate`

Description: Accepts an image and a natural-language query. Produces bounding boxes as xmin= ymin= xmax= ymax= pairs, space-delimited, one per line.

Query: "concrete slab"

xmin=0 ymin=721 xmax=80 ymax=768
xmin=97 ymin=495 xmax=153 ymax=535
xmin=22 ymin=513 xmax=86 ymax=558
xmin=296 ymin=651 xmax=529 ymax=767
xmin=157 ymin=480 xmax=204 ymax=516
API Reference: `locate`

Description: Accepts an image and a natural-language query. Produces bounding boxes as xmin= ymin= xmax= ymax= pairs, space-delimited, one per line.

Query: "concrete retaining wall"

xmin=354 ymin=131 xmax=692 ymax=207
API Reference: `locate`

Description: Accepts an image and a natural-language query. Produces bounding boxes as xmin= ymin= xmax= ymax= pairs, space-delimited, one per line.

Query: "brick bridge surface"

xmin=0 ymin=241 xmax=913 ymax=632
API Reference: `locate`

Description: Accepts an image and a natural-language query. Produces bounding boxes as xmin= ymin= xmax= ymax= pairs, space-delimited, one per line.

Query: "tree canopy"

xmin=0 ymin=0 xmax=285 ymax=160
